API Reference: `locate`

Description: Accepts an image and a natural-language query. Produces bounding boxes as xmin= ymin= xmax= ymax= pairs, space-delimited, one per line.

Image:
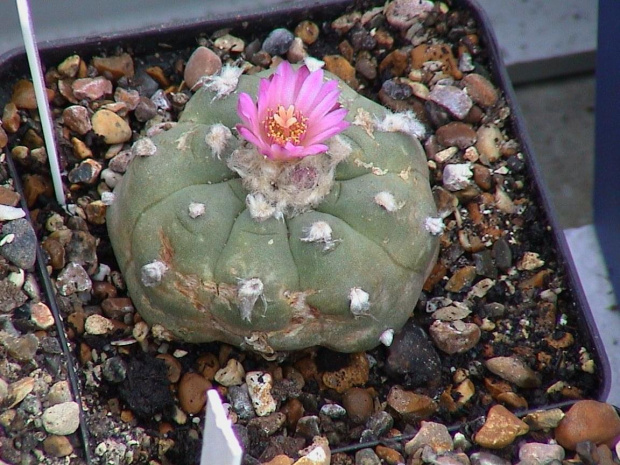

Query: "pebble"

xmin=7 ymin=377 xmax=34 ymax=408
xmin=214 ymin=34 xmax=245 ymax=53
xmin=436 ymin=122 xmax=477 ymax=149
xmin=68 ymin=158 xmax=103 ymax=184
xmin=385 ymin=0 xmax=434 ymax=30
xmin=429 ymin=320 xmax=481 ymax=354
xmin=114 ymin=87 xmax=140 ymax=110
xmin=264 ymin=456 xmax=294 ymax=465
xmin=3 ymin=333 xmax=39 ymax=362
xmin=296 ymin=415 xmax=321 ymax=439
xmin=476 ymin=124 xmax=503 ymax=165
xmin=42 ymin=401 xmax=80 ymax=435
xmin=92 ymin=109 xmax=132 ymax=144
xmin=428 ymin=85 xmax=473 ymax=120
xmin=0 ymin=204 xmax=26 ymax=221
xmin=554 ymin=400 xmax=620 ymax=450
xmin=84 ymin=314 xmax=114 ymax=335
xmin=375 ymin=445 xmax=403 ymax=464
xmin=405 ymin=421 xmax=453 ymax=456
xmin=355 ymin=448 xmax=381 ymax=465
xmin=2 ymin=102 xmax=21 ymax=133
xmin=445 ymin=265 xmax=477 ymax=292
xmin=248 ymin=412 xmax=286 ymax=436
xmin=72 ymin=76 xmax=113 ymax=100
xmin=523 ymin=408 xmax=565 ymax=431
xmin=474 ymin=404 xmax=529 ymax=449
xmin=30 ymin=302 xmax=55 ymax=329
xmin=43 ymin=435 xmax=74 ymax=458
xmin=485 ymin=356 xmax=541 ymax=388
xmin=443 ymin=163 xmax=473 ymax=191
xmin=293 ymin=436 xmax=330 ymax=465
xmin=246 ymin=371 xmax=277 ymax=417
xmin=366 ymin=410 xmax=394 ymax=437
xmin=134 ymin=96 xmax=158 ymax=122
xmin=62 ymin=105 xmax=92 ymax=134
xmin=287 ymin=37 xmax=307 ymax=63
xmin=0 ymin=218 xmax=37 ymax=269
xmin=386 ymin=385 xmax=437 ymax=421
xmin=470 ymin=451 xmax=511 ymax=465
xmin=228 ymin=384 xmax=256 ymax=420
xmin=492 ymin=238 xmax=513 ymax=271
xmin=263 ymin=28 xmax=295 ymax=56
xmin=386 ymin=321 xmax=441 ymax=386
xmin=356 ymin=53 xmax=378 ymax=80
xmin=462 ymin=73 xmax=499 ymax=108
xmin=342 ymin=387 xmax=374 ymax=424
xmin=215 ymin=358 xmax=246 ymax=386
xmin=323 ymin=55 xmax=359 ymax=89
xmin=322 ymin=352 xmax=369 ymax=393
xmin=47 ymin=380 xmax=73 ymax=405
xmin=57 ymin=54 xmax=82 ymax=78
xmin=320 ymin=403 xmax=346 ymax=419
xmin=411 ymin=44 xmax=463 ymax=80
xmin=92 ymin=53 xmax=135 ymax=80
xmin=295 ymin=21 xmax=319 ymax=45
xmin=0 ymin=186 xmax=20 ymax=207
xmin=108 ymin=149 xmax=135 ymax=173
xmin=184 ymin=46 xmax=223 ymax=90
xmin=381 ymin=79 xmax=412 ymax=100
xmin=56 ymin=262 xmax=92 ymax=296
xmin=178 ymin=372 xmax=211 ymax=415
xmin=11 ymin=79 xmax=54 ymax=110
xmin=132 ymin=137 xmax=157 ymax=157
xmin=518 ymin=442 xmax=565 ymax=465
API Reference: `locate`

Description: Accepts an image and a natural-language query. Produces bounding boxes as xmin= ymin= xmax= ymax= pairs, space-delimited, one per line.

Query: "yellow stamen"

xmin=264 ymin=105 xmax=308 ymax=146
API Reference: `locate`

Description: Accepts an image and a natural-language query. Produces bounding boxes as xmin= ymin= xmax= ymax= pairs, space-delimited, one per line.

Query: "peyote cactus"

xmin=107 ymin=61 xmax=439 ymax=354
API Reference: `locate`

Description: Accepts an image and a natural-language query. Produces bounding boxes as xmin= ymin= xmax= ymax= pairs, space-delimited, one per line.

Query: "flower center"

xmin=263 ymin=105 xmax=308 ymax=146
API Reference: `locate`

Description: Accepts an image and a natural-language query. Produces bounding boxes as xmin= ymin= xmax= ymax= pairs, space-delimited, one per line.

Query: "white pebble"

xmin=245 ymin=371 xmax=276 ymax=417
xmin=100 ymin=191 xmax=115 ymax=205
xmin=85 ymin=314 xmax=114 ymax=335
xmin=42 ymin=402 xmax=80 ymax=435
xmin=214 ymin=359 xmax=246 ymax=387
xmin=131 ymin=137 xmax=157 ymax=157
xmin=380 ymin=329 xmax=394 ymax=346
xmin=303 ymin=56 xmax=325 ymax=72
xmin=0 ymin=205 xmax=25 ymax=221
xmin=442 ymin=163 xmax=472 ymax=191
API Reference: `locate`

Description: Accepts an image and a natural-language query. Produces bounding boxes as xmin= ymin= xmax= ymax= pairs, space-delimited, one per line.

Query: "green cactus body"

xmin=107 ymin=68 xmax=439 ymax=353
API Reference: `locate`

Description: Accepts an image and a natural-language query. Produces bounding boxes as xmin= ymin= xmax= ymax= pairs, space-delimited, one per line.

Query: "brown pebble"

xmin=411 ymin=44 xmax=462 ymax=79
xmin=444 ymin=265 xmax=476 ymax=292
xmin=156 ymin=354 xmax=183 ymax=384
xmin=57 ymin=54 xmax=81 ymax=78
xmin=184 ymin=46 xmax=222 ymax=90
xmin=355 ymin=52 xmax=378 ymax=81
xmin=263 ymin=456 xmax=294 ymax=465
xmin=472 ymin=163 xmax=493 ymax=191
xmin=101 ymin=297 xmax=134 ymax=319
xmin=178 ymin=372 xmax=211 ymax=415
xmin=84 ymin=200 xmax=107 ymax=225
xmin=387 ymin=385 xmax=437 ymax=422
xmin=385 ymin=0 xmax=433 ymax=30
xmin=62 ymin=105 xmax=92 ymax=135
xmin=92 ymin=53 xmax=135 ymax=80
xmin=2 ymin=102 xmax=21 ymax=133
xmin=375 ymin=445 xmax=403 ymax=465
xmin=342 ymin=387 xmax=374 ymax=424
xmin=379 ymin=49 xmax=409 ymax=78
xmin=404 ymin=421 xmax=453 ymax=456
xmin=282 ymin=397 xmax=304 ymax=431
xmin=71 ymin=76 xmax=113 ymax=101
xmin=43 ymin=435 xmax=73 ymax=457
xmin=71 ymin=137 xmax=93 ymax=159
xmin=247 ymin=412 xmax=287 ymax=436
xmin=523 ymin=408 xmax=565 ymax=431
xmin=295 ymin=20 xmax=319 ymax=45
xmin=114 ymin=87 xmax=140 ymax=111
xmin=436 ymin=122 xmax=477 ymax=150
xmin=92 ymin=109 xmax=132 ymax=144
xmin=429 ymin=320 xmax=481 ymax=355
xmin=485 ymin=356 xmax=541 ymax=388
xmin=474 ymin=404 xmax=529 ymax=449
xmin=555 ymin=400 xmax=620 ymax=450
xmin=11 ymin=79 xmax=54 ymax=110
xmin=197 ymin=353 xmax=220 ymax=381
xmin=0 ymin=185 xmax=21 ymax=207
xmin=68 ymin=158 xmax=103 ymax=184
xmin=322 ymin=352 xmax=369 ymax=394
xmin=476 ymin=124 xmax=503 ymax=165
xmin=23 ymin=174 xmax=54 ymax=208
xmin=30 ymin=302 xmax=55 ymax=330
xmin=323 ymin=55 xmax=359 ymax=89
xmin=146 ymin=66 xmax=171 ymax=88
xmin=462 ymin=73 xmax=499 ymax=108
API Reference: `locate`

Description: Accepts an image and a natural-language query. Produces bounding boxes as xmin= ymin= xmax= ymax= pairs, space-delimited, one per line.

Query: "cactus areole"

xmin=107 ymin=62 xmax=439 ymax=355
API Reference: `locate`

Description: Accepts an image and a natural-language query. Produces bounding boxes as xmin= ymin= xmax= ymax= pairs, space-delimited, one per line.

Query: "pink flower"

xmin=236 ymin=61 xmax=350 ymax=161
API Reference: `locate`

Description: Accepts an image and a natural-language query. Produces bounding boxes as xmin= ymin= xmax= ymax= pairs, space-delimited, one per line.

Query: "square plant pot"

xmin=0 ymin=1 xmax=613 ymax=464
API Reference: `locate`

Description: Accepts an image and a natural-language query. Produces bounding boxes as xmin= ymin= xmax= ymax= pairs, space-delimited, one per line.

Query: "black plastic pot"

xmin=0 ymin=0 xmax=611 ymax=463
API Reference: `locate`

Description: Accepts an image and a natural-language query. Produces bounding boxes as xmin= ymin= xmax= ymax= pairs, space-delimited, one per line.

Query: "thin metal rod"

xmin=15 ymin=0 xmax=66 ymax=206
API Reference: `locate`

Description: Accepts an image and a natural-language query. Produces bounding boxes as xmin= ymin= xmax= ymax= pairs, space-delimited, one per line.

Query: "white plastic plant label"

xmin=201 ymin=389 xmax=242 ymax=465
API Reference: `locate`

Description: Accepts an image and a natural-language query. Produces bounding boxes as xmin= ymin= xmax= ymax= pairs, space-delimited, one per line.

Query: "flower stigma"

xmin=264 ymin=105 xmax=308 ymax=146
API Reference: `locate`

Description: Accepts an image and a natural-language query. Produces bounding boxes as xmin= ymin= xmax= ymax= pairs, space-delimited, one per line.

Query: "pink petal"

xmin=294 ymin=68 xmax=326 ymax=113
xmin=237 ymin=126 xmax=268 ymax=151
xmin=237 ymin=93 xmax=258 ymax=125
xmin=305 ymin=83 xmax=341 ymax=120
xmin=304 ymin=113 xmax=350 ymax=145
